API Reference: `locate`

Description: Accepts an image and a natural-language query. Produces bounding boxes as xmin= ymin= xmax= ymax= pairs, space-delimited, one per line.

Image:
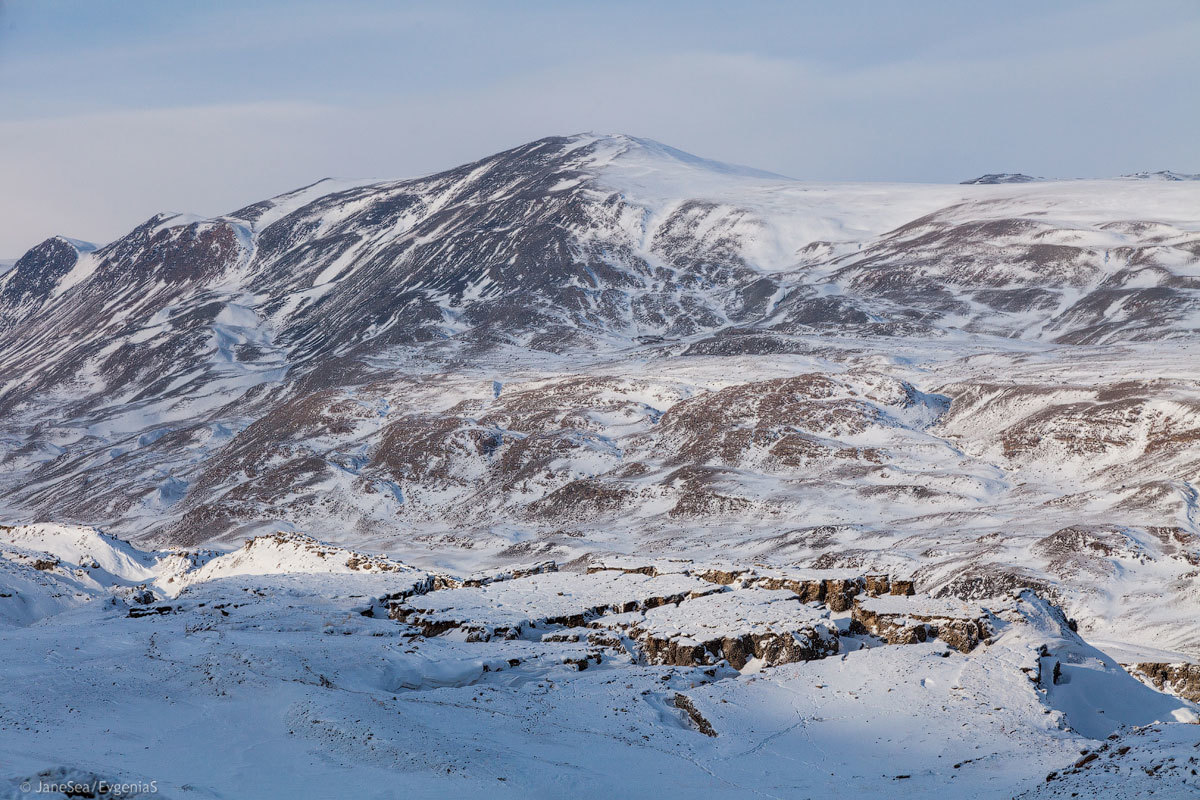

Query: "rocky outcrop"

xmin=588 ymin=561 xmax=918 ymax=612
xmin=596 ymin=589 xmax=840 ymax=669
xmin=585 ymin=556 xmax=692 ymax=577
xmin=698 ymin=568 xmax=915 ymax=611
xmin=461 ymin=561 xmax=558 ymax=587
xmin=635 ymin=624 xmax=838 ymax=670
xmin=389 ymin=571 xmax=719 ymax=641
xmin=851 ymin=595 xmax=991 ymax=653
xmin=929 ymin=563 xmax=1052 ymax=603
xmin=673 ymin=693 xmax=717 ymax=737
xmin=1126 ymin=662 xmax=1200 ymax=702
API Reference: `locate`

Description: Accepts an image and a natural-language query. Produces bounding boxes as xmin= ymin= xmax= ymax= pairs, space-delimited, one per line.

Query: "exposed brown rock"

xmin=851 ymin=595 xmax=991 ymax=653
xmin=694 ymin=567 xmax=753 ymax=585
xmin=1126 ymin=662 xmax=1200 ymax=702
xmin=462 ymin=561 xmax=558 ymax=587
xmin=673 ymin=693 xmax=717 ymax=737
xmin=390 ymin=572 xmax=719 ymax=641
xmin=599 ymin=589 xmax=841 ymax=669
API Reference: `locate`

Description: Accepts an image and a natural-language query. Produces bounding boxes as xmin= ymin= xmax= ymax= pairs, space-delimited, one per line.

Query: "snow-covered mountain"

xmin=962 ymin=172 xmax=1046 ymax=184
xmin=1122 ymin=170 xmax=1200 ymax=182
xmin=2 ymin=134 xmax=1200 ymax=797
xmin=2 ymin=135 xmax=1197 ymax=553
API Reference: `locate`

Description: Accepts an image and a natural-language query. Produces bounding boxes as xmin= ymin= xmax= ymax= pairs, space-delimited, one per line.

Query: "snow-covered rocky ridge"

xmin=2 ymin=524 xmax=1198 ymax=798
xmin=1 ymin=134 xmax=1199 ymax=795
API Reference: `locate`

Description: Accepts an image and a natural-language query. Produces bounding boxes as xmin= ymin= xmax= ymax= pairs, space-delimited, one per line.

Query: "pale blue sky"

xmin=1 ymin=0 xmax=1197 ymax=255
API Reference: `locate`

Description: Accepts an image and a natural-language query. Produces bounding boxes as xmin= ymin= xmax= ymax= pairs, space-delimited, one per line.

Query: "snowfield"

xmin=1 ymin=524 xmax=1198 ymax=798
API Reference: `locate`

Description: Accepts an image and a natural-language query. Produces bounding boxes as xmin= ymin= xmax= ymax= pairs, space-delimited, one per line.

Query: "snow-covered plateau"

xmin=2 ymin=134 xmax=1199 ymax=797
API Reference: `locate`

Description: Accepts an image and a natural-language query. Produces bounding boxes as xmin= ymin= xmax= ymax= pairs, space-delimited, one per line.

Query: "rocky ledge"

xmin=390 ymin=563 xmax=938 ymax=669
xmin=593 ymin=588 xmax=840 ymax=669
xmin=588 ymin=558 xmax=915 ymax=612
xmin=850 ymin=594 xmax=993 ymax=652
xmin=389 ymin=570 xmax=719 ymax=640
xmin=1126 ymin=662 xmax=1200 ymax=703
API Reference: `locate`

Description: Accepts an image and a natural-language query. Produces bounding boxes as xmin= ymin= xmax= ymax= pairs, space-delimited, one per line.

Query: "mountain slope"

xmin=0 ymin=134 xmax=1198 ymax=659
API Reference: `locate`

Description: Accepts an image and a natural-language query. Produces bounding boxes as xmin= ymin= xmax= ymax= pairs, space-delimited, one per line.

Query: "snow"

xmin=237 ymin=177 xmax=377 ymax=232
xmin=0 ymin=523 xmax=156 ymax=583
xmin=179 ymin=531 xmax=430 ymax=589
xmin=1015 ymin=723 xmax=1200 ymax=798
xmin=48 ymin=247 xmax=97 ymax=299
xmin=602 ymin=587 xmax=835 ymax=643
xmin=396 ymin=570 xmax=717 ymax=637
xmin=4 ymin=533 xmax=1194 ymax=797
xmin=858 ymin=594 xmax=983 ymax=619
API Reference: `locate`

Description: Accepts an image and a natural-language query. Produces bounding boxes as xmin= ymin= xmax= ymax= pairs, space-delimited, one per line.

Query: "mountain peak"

xmin=1120 ymin=170 xmax=1200 ymax=181
xmin=960 ymin=173 xmax=1045 ymax=185
xmin=564 ymin=132 xmax=793 ymax=181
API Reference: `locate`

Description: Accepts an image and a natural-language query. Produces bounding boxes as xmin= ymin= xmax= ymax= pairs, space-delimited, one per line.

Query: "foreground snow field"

xmin=1 ymin=525 xmax=1197 ymax=798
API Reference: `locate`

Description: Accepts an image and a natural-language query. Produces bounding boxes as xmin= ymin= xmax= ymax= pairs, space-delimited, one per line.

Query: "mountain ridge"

xmin=0 ymin=134 xmax=1198 ymax=659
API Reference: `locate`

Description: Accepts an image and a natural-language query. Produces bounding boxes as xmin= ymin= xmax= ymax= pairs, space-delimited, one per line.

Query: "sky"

xmin=0 ymin=0 xmax=1197 ymax=256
